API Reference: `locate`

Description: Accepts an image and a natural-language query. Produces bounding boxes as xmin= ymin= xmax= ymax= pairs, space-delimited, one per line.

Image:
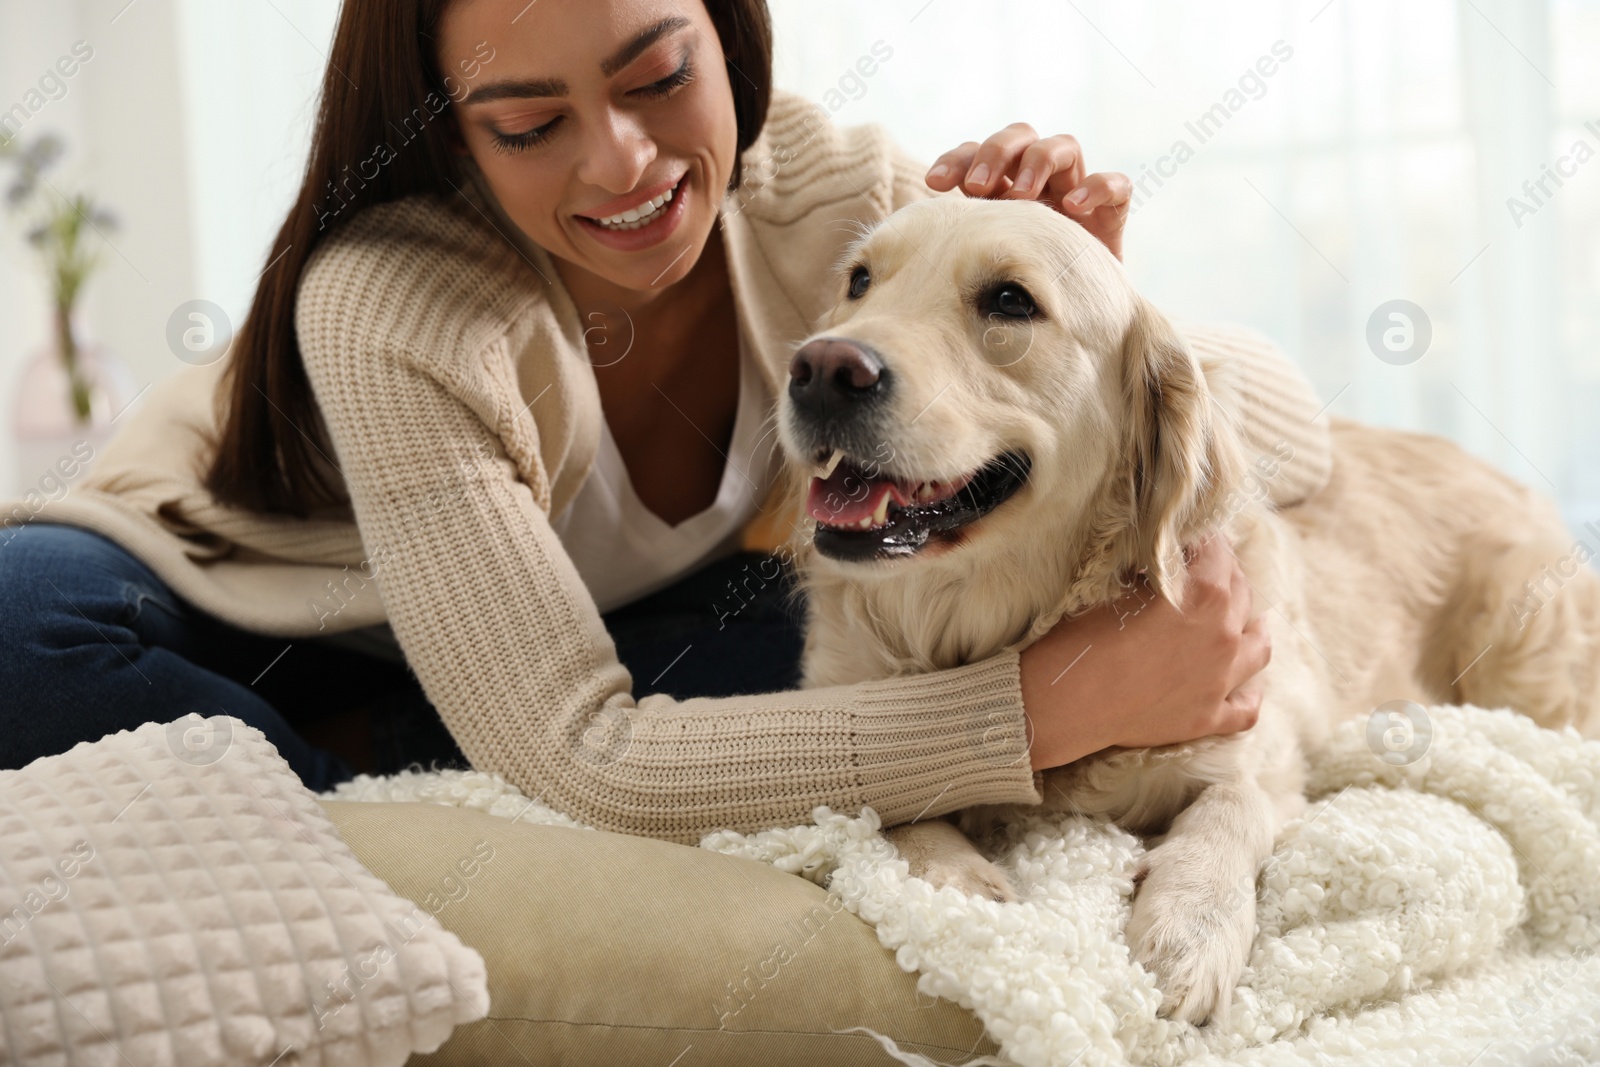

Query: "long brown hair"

xmin=205 ymin=0 xmax=773 ymax=516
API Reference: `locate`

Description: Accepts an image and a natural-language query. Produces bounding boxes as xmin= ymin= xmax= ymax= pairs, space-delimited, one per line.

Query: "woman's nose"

xmin=576 ymin=108 xmax=657 ymax=194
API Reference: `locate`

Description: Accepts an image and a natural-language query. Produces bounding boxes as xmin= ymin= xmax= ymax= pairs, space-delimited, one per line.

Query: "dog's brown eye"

xmin=985 ymin=283 xmax=1038 ymax=320
xmin=847 ymin=266 xmax=871 ymax=299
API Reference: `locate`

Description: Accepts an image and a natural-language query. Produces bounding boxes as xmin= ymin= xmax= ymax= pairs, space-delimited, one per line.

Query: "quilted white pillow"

xmin=0 ymin=715 xmax=489 ymax=1067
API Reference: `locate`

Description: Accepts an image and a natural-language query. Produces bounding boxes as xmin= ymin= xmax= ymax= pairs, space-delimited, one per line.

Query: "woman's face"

xmin=438 ymin=0 xmax=739 ymax=300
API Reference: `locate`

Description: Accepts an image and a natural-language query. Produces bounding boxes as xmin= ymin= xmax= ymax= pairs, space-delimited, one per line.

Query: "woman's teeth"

xmin=590 ymin=181 xmax=677 ymax=230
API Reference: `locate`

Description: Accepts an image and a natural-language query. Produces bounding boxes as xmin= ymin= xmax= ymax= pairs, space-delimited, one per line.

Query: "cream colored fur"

xmin=775 ymin=196 xmax=1600 ymax=1026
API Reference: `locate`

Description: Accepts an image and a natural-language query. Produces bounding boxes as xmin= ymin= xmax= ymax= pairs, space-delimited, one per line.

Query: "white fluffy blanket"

xmin=326 ymin=705 xmax=1600 ymax=1066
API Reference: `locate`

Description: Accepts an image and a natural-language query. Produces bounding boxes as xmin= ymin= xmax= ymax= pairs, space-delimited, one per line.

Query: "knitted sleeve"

xmin=1174 ymin=322 xmax=1334 ymax=507
xmin=882 ymin=135 xmax=1333 ymax=508
xmin=295 ymin=241 xmax=1042 ymax=846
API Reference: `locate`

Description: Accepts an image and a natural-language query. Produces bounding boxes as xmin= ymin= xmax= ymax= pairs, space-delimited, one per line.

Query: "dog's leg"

xmin=1124 ymin=779 xmax=1279 ymax=1026
xmin=883 ymin=818 xmax=1018 ymax=904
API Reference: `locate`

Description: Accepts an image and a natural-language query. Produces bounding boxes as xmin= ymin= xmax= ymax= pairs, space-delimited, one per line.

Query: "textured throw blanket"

xmin=327 ymin=705 xmax=1600 ymax=1066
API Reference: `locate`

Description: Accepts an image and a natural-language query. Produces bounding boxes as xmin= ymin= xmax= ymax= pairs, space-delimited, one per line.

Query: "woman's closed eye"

xmin=491 ymin=117 xmax=562 ymax=155
xmin=634 ymin=55 xmax=695 ymax=99
xmin=489 ymin=56 xmax=696 ymax=155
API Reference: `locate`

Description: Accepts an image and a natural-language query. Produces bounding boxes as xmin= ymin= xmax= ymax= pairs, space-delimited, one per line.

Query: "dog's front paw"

xmin=1125 ymin=846 xmax=1255 ymax=1025
xmin=918 ymin=852 xmax=1019 ymax=904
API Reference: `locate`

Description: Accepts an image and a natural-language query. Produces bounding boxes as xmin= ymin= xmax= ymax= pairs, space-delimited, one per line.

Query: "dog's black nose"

xmin=788 ymin=339 xmax=887 ymax=418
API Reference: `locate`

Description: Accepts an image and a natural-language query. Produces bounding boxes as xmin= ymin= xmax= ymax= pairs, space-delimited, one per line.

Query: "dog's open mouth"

xmin=805 ymin=450 xmax=1031 ymax=562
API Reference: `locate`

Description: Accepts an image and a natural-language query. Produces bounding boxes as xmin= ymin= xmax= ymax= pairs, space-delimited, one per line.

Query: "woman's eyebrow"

xmin=599 ymin=15 xmax=691 ymax=76
xmin=461 ymin=15 xmax=692 ymax=104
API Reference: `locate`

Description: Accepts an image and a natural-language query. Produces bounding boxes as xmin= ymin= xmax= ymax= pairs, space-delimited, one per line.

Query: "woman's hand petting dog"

xmin=924 ymin=123 xmax=1134 ymax=259
xmin=1019 ymin=534 xmax=1270 ymax=773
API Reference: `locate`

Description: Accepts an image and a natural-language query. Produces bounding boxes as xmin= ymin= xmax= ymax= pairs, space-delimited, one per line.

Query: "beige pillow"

xmin=0 ymin=716 xmax=488 ymax=1067
xmin=321 ymin=800 xmax=1000 ymax=1066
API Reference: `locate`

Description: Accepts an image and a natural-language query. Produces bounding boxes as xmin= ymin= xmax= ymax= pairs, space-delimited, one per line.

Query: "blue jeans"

xmin=0 ymin=523 xmax=806 ymax=790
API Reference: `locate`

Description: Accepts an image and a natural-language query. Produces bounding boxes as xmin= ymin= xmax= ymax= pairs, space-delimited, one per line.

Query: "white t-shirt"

xmin=548 ymin=315 xmax=782 ymax=614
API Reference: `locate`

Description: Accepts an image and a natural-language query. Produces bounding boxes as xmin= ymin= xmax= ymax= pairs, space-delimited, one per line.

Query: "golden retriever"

xmin=774 ymin=196 xmax=1600 ymax=1024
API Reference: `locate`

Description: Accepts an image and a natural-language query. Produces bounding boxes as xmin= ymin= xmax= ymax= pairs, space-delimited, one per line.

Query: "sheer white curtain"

xmin=771 ymin=0 xmax=1600 ymax=533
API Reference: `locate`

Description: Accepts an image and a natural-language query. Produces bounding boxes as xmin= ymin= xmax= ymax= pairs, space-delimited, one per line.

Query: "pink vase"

xmin=10 ymin=308 xmax=137 ymax=499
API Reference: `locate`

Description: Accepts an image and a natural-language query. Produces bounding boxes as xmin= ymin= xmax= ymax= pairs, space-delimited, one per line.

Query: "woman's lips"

xmin=581 ymin=173 xmax=683 ymax=221
xmin=574 ymin=172 xmax=689 ymax=253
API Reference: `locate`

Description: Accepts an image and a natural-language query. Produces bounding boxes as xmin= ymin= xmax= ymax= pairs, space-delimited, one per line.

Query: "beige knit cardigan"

xmin=0 ymin=89 xmax=1332 ymax=843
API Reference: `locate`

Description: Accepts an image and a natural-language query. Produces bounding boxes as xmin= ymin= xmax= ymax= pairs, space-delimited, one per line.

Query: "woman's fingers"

xmin=1226 ymin=613 xmax=1273 ymax=695
xmin=960 ymin=122 xmax=1040 ymax=195
xmin=932 ymin=130 xmax=1091 ymax=203
xmin=1186 ymin=533 xmax=1270 ymax=697
xmin=1222 ymin=682 xmax=1265 ymax=732
xmin=1183 ymin=533 xmax=1230 ymax=586
xmin=1002 ymin=134 xmax=1085 ymax=200
xmin=926 ymin=141 xmax=983 ymax=191
xmin=925 ymin=126 xmax=1131 ymax=259
xmin=1225 ymin=546 xmax=1255 ymax=635
xmin=1182 ymin=534 xmax=1253 ymax=634
xmin=1061 ymin=170 xmax=1132 ymax=215
xmin=1067 ymin=171 xmax=1133 ymax=260
xmin=927 ymin=123 xmax=1043 ymax=196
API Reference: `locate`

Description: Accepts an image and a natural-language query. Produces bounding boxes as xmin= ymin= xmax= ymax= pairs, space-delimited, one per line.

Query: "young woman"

xmin=0 ymin=0 xmax=1330 ymax=840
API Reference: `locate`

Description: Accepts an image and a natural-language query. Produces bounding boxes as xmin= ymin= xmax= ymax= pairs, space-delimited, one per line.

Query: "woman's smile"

xmin=439 ymin=0 xmax=740 ymax=299
xmin=573 ymin=169 xmax=691 ymax=252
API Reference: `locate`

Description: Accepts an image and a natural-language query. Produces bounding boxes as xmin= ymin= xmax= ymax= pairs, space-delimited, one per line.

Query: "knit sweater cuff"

xmin=847 ymin=650 xmax=1044 ymax=827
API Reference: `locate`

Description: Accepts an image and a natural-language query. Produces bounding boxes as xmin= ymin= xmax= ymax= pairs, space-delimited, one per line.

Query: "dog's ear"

xmin=1118 ymin=298 xmax=1243 ymax=605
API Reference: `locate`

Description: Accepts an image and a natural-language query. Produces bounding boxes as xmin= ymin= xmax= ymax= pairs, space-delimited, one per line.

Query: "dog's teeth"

xmin=857 ymin=516 xmax=872 ymax=530
xmin=916 ymin=481 xmax=934 ymax=502
xmin=819 ymin=450 xmax=846 ymax=478
xmin=871 ymin=492 xmax=891 ymax=527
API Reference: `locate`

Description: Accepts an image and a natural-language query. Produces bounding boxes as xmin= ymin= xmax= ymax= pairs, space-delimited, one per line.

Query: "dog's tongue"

xmin=805 ymin=459 xmax=973 ymax=527
xmin=807 ymin=463 xmax=904 ymax=526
